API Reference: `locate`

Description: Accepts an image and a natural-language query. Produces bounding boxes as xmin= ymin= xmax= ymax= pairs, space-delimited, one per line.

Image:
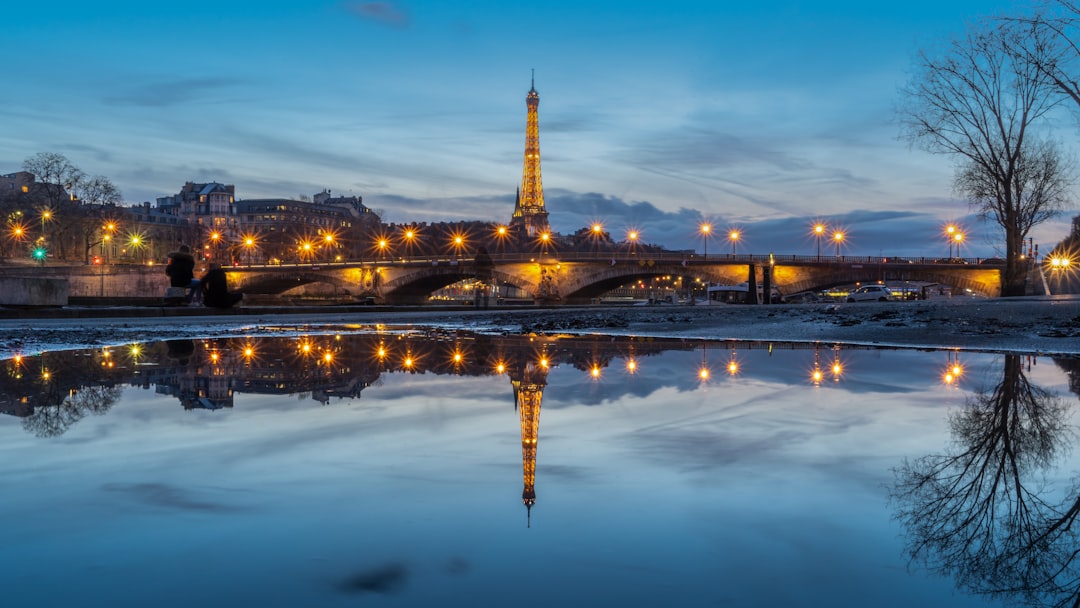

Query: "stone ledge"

xmin=0 ymin=277 xmax=69 ymax=307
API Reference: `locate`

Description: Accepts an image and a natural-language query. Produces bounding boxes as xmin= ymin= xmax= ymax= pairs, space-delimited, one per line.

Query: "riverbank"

xmin=1 ymin=296 xmax=1078 ymax=358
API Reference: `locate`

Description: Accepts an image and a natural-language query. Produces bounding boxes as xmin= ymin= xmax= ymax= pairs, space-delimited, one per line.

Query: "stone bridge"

xmin=32 ymin=252 xmax=1006 ymax=303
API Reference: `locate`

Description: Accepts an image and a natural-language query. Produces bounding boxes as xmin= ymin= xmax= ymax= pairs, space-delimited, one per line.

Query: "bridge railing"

xmin=216 ymin=252 xmax=1005 ymax=270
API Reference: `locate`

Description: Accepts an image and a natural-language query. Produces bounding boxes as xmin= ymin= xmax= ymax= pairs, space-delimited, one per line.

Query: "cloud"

xmin=102 ymin=78 xmax=243 ymax=108
xmin=351 ymin=188 xmax=1002 ymax=256
xmin=341 ymin=1 xmax=411 ymax=28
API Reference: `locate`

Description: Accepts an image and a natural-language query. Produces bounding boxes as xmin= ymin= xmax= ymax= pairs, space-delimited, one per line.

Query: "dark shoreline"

xmin=1 ymin=297 xmax=1079 ymax=358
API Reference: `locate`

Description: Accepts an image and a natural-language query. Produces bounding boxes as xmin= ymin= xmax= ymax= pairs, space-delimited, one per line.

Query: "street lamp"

xmin=627 ymin=230 xmax=639 ymax=254
xmin=323 ymin=232 xmax=335 ymax=262
xmin=813 ymin=223 xmax=826 ymax=261
xmin=450 ymin=233 xmax=466 ymax=259
xmin=945 ymin=224 xmax=957 ymax=258
xmin=700 ymin=223 xmax=711 ymax=259
xmin=728 ymin=230 xmax=740 ymax=255
xmin=833 ymin=231 xmax=845 ymax=257
xmin=952 ymin=231 xmax=964 ymax=260
xmin=129 ymin=234 xmax=144 ymax=263
xmin=39 ymin=208 xmax=52 ymax=246
xmin=209 ymin=231 xmax=221 ymax=261
xmin=539 ymin=231 xmax=551 ymax=256
xmin=590 ymin=223 xmax=605 ymax=254
xmin=243 ymin=235 xmax=257 ymax=265
xmin=299 ymin=240 xmax=314 ymax=262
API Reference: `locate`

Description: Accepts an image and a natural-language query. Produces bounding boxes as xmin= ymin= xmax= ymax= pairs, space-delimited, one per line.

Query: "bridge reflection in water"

xmin=1 ymin=331 xmax=1079 ymax=607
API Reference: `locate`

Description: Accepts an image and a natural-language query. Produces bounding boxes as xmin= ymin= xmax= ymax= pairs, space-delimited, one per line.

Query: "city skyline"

xmin=2 ymin=0 xmax=1075 ymax=256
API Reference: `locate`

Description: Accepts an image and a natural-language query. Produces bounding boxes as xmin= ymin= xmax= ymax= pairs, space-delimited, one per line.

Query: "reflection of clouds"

xmin=102 ymin=482 xmax=248 ymax=513
xmin=336 ymin=562 xmax=410 ymax=595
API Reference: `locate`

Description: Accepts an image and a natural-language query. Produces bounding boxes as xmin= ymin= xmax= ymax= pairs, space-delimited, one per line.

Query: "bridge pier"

xmin=747 ymin=264 xmax=759 ymax=305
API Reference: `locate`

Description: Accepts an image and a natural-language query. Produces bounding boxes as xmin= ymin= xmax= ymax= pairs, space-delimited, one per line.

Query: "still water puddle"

xmin=1 ymin=330 xmax=1079 ymax=607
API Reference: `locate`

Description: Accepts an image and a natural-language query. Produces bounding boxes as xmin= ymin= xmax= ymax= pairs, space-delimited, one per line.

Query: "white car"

xmin=846 ymin=285 xmax=894 ymax=302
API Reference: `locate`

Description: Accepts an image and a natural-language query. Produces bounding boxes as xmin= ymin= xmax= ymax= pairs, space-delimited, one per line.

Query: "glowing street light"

xmin=242 ymin=235 xmax=257 ymax=265
xmin=209 ymin=231 xmax=222 ymax=261
xmin=813 ymin=223 xmax=826 ymax=261
xmin=952 ymin=231 xmax=964 ymax=259
xmin=1050 ymin=255 xmax=1072 ymax=269
xmin=833 ymin=231 xmax=845 ymax=257
xmin=323 ymin=232 xmax=335 ymax=261
xmin=103 ymin=222 xmax=117 ymax=263
xmin=728 ymin=229 xmax=740 ymax=255
xmin=40 ymin=208 xmax=52 ymax=233
xmin=700 ymin=223 xmax=712 ymax=259
xmin=945 ymin=224 xmax=957 ymax=258
xmin=299 ymin=240 xmax=315 ymax=262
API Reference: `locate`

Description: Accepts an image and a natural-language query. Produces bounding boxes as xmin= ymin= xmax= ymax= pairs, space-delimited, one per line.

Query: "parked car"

xmin=846 ymin=285 xmax=895 ymax=302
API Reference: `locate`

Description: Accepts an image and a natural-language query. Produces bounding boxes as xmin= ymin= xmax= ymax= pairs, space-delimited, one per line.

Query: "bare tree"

xmin=1007 ymin=1 xmax=1080 ymax=108
xmin=891 ymin=355 xmax=1080 ymax=607
xmin=21 ymin=152 xmax=85 ymax=209
xmin=899 ymin=20 xmax=1072 ymax=296
xmin=72 ymin=176 xmax=124 ymax=263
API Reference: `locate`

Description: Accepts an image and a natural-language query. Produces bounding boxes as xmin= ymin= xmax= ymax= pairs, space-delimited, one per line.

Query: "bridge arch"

xmin=229 ymin=271 xmax=354 ymax=295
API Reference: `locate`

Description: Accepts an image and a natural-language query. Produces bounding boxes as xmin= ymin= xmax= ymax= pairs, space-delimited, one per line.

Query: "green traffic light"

xmin=32 ymin=248 xmax=46 ymax=260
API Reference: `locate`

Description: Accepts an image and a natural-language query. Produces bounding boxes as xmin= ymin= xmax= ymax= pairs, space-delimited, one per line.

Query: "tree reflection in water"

xmin=22 ymin=385 xmax=122 ymax=438
xmin=892 ymin=354 xmax=1080 ymax=608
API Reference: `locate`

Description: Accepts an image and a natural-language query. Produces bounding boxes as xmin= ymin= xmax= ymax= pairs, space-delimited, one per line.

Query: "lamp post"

xmin=130 ymin=235 xmax=143 ymax=264
xmin=627 ymin=230 xmax=639 ymax=255
xmin=813 ymin=223 xmax=826 ymax=261
xmin=244 ymin=236 xmax=256 ymax=265
xmin=104 ymin=222 xmax=117 ymax=263
xmin=833 ymin=231 xmax=845 ymax=257
xmin=451 ymin=234 xmax=465 ymax=259
xmin=945 ymin=224 xmax=957 ymax=258
xmin=209 ymin=231 xmax=221 ymax=261
xmin=728 ymin=230 xmax=740 ymax=255
xmin=591 ymin=223 xmax=604 ymax=254
xmin=700 ymin=223 xmax=711 ymax=259
xmin=40 ymin=209 xmax=51 ymax=242
xmin=323 ymin=233 xmax=335 ymax=262
xmin=952 ymin=232 xmax=964 ymax=260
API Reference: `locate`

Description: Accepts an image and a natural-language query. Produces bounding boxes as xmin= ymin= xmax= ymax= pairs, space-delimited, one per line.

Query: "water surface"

xmin=2 ymin=331 xmax=1078 ymax=607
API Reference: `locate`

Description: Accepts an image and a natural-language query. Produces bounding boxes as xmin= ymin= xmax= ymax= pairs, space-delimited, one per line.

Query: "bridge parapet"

xmin=22 ymin=254 xmax=1007 ymax=303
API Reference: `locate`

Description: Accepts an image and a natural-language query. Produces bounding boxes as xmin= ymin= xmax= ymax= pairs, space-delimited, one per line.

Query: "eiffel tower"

xmin=510 ymin=72 xmax=551 ymax=238
xmin=511 ymin=350 xmax=549 ymax=527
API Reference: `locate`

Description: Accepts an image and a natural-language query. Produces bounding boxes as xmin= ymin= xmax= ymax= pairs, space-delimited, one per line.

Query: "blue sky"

xmin=3 ymin=0 xmax=1075 ymax=256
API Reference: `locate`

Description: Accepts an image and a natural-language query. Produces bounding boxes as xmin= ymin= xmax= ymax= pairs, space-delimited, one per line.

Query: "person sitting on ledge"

xmin=165 ymin=244 xmax=201 ymax=304
xmin=200 ymin=263 xmax=243 ymax=309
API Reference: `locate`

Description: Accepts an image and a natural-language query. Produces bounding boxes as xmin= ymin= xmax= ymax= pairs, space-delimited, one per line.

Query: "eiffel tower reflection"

xmin=508 ymin=345 xmax=550 ymax=527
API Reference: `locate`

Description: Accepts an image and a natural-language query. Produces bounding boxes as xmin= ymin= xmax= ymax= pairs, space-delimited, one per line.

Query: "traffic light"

xmin=32 ymin=247 xmax=46 ymax=263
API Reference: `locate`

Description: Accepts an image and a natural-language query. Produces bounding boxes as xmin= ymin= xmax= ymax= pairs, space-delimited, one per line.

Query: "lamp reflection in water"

xmin=942 ymin=350 xmax=964 ymax=386
xmin=830 ymin=345 xmax=843 ymax=382
xmin=727 ymin=342 xmax=739 ymax=376
xmin=811 ymin=347 xmax=823 ymax=385
xmin=698 ymin=343 xmax=710 ymax=382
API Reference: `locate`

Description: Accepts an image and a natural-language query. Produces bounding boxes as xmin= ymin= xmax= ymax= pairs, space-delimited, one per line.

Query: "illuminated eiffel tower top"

xmin=511 ymin=71 xmax=551 ymax=238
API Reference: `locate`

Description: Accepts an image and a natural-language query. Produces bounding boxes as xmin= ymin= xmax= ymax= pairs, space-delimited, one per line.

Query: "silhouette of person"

xmin=166 ymin=244 xmax=201 ymax=303
xmin=200 ymin=263 xmax=243 ymax=309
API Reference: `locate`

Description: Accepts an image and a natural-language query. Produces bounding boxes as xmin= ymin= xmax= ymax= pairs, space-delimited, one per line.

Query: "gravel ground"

xmin=1 ymin=296 xmax=1079 ymax=358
